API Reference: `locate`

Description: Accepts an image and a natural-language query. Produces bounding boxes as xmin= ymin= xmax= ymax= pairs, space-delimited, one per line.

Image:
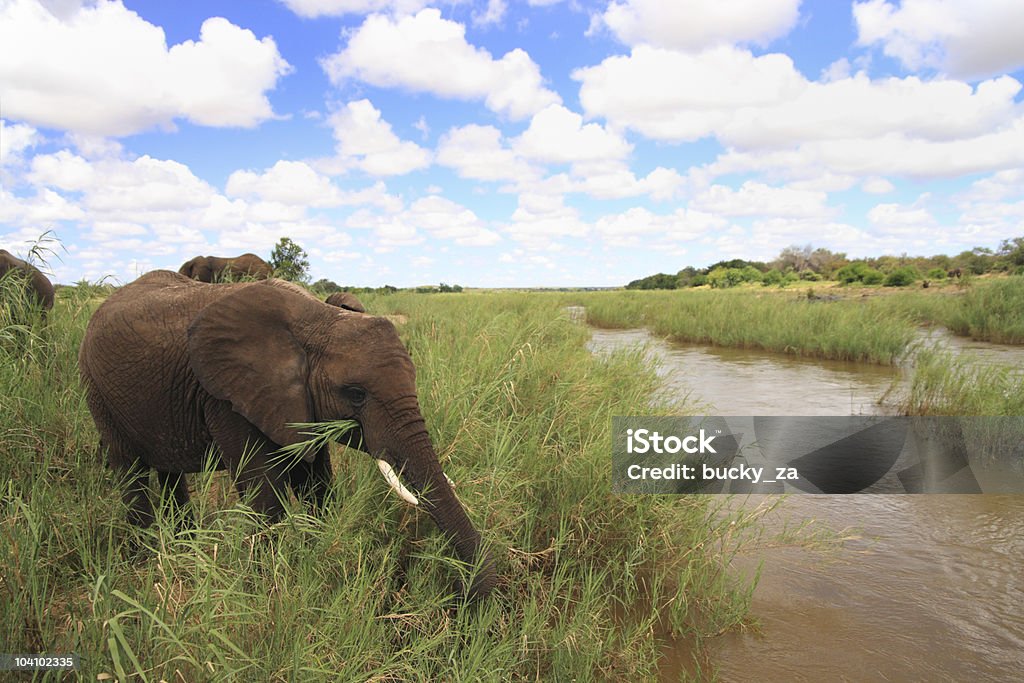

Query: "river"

xmin=586 ymin=325 xmax=1024 ymax=682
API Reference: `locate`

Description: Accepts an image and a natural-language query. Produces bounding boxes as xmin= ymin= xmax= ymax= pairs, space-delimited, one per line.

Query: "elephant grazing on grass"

xmin=79 ymin=271 xmax=495 ymax=600
xmin=325 ymin=291 xmax=366 ymax=313
xmin=178 ymin=253 xmax=272 ymax=282
xmin=0 ymin=248 xmax=55 ymax=314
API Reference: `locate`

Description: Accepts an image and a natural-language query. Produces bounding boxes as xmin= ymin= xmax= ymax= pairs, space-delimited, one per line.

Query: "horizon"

xmin=2 ymin=0 xmax=1023 ymax=288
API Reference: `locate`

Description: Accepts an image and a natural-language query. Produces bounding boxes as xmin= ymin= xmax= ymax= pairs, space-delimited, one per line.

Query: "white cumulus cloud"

xmin=601 ymin=0 xmax=801 ymax=50
xmin=1 ymin=120 xmax=41 ymax=165
xmin=322 ymin=9 xmax=560 ymax=120
xmin=513 ymin=104 xmax=632 ymax=164
xmin=326 ymin=100 xmax=432 ymax=176
xmin=278 ymin=0 xmax=428 ymax=18
xmin=436 ymin=124 xmax=540 ymax=183
xmin=575 ymin=44 xmax=1024 ymax=180
xmin=854 ymin=0 xmax=1024 ymax=79
xmin=0 ymin=0 xmax=291 ymax=136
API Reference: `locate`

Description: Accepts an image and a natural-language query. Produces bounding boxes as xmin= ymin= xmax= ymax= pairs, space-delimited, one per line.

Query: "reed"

xmin=574 ymin=289 xmax=917 ymax=365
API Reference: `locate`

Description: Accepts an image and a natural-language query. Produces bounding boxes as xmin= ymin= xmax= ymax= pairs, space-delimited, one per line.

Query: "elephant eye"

xmin=341 ymin=385 xmax=367 ymax=406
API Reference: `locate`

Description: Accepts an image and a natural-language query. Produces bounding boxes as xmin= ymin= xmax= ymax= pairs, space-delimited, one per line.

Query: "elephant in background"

xmin=325 ymin=291 xmax=366 ymax=313
xmin=79 ymin=271 xmax=495 ymax=600
xmin=178 ymin=253 xmax=272 ymax=282
xmin=0 ymin=248 xmax=55 ymax=313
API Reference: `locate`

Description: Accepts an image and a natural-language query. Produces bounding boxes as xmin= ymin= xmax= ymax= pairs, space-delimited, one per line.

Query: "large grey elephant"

xmin=0 ymin=248 xmax=55 ymax=313
xmin=325 ymin=291 xmax=366 ymax=313
xmin=79 ymin=271 xmax=495 ymax=599
xmin=178 ymin=253 xmax=272 ymax=282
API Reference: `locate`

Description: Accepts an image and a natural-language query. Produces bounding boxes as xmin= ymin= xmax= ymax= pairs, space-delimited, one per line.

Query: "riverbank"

xmin=565 ymin=281 xmax=1024 ymax=415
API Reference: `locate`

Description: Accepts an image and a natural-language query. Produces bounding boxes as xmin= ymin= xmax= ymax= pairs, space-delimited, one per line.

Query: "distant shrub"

xmin=707 ymin=266 xmax=762 ymax=289
xmin=837 ymin=262 xmax=885 ymax=285
xmin=926 ymin=268 xmax=947 ymax=280
xmin=884 ymin=266 xmax=920 ymax=287
xmin=862 ymin=269 xmax=885 ymax=285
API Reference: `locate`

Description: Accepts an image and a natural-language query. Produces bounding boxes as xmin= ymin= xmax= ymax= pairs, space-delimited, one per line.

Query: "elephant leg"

xmin=88 ymin=393 xmax=156 ymax=527
xmin=205 ymin=401 xmax=289 ymax=521
xmin=122 ymin=461 xmax=155 ymax=528
xmin=289 ymin=446 xmax=333 ymax=512
xmin=157 ymin=471 xmax=194 ymax=529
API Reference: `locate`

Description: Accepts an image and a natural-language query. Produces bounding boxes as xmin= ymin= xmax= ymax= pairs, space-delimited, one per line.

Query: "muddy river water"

xmin=586 ymin=326 xmax=1024 ymax=682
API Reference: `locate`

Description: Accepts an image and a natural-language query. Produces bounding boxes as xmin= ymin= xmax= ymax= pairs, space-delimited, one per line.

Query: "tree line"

xmin=627 ymin=237 xmax=1024 ymax=290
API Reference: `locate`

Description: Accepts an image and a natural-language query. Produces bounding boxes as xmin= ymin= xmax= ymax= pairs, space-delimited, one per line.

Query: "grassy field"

xmin=4 ymin=278 xmax=1020 ymax=680
xmin=1 ymin=287 xmax=767 ymax=681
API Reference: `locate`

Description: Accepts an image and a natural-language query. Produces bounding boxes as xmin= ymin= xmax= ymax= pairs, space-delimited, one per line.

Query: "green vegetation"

xmin=883 ymin=266 xmax=921 ymax=287
xmin=836 ymin=261 xmax=884 ymax=285
xmin=575 ymin=288 xmax=918 ymax=364
xmin=627 ymin=236 xmax=1024 ymax=291
xmin=270 ymin=236 xmax=311 ymax=283
xmin=896 ymin=348 xmax=1024 ymax=416
xmin=2 ymin=287 xmax=764 ymax=681
xmin=311 ymin=279 xmax=398 ymax=296
xmin=864 ymin=275 xmax=1024 ymax=344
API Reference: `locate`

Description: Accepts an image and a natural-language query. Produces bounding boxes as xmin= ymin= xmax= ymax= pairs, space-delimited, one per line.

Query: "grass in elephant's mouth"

xmin=17 ymin=286 xmax=988 ymax=681
xmin=274 ymin=419 xmax=361 ymax=466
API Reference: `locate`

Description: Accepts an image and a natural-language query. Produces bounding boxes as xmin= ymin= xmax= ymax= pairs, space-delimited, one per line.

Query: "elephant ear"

xmin=188 ymin=283 xmax=316 ymax=448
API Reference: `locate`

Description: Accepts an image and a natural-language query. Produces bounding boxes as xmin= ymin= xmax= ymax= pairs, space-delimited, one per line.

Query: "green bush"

xmin=883 ymin=266 xmax=920 ymax=287
xmin=862 ymin=269 xmax=885 ymax=285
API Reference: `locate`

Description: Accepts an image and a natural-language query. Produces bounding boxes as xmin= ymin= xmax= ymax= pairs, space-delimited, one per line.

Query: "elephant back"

xmin=0 ymin=248 xmax=54 ymax=310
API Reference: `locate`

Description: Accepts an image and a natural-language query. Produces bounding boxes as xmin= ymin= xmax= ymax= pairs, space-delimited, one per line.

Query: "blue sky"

xmin=2 ymin=0 xmax=1023 ymax=287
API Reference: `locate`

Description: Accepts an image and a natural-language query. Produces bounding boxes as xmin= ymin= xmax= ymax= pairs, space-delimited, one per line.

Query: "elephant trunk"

xmin=384 ymin=427 xmax=497 ymax=601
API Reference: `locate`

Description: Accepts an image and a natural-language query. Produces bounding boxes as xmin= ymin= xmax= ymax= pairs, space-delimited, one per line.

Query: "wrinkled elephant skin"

xmin=79 ymin=271 xmax=495 ymax=600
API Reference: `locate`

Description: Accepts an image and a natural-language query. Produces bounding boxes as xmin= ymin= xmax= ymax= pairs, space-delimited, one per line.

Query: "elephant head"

xmin=0 ymin=248 xmax=55 ymax=313
xmin=80 ymin=272 xmax=495 ymax=600
xmin=178 ymin=256 xmax=214 ymax=282
xmin=325 ymin=291 xmax=366 ymax=313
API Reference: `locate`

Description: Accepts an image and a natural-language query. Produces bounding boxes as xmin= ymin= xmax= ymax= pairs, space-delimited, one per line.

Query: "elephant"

xmin=0 ymin=248 xmax=55 ymax=313
xmin=947 ymin=268 xmax=963 ymax=279
xmin=178 ymin=253 xmax=272 ymax=282
xmin=325 ymin=291 xmax=366 ymax=313
xmin=78 ymin=270 xmax=495 ymax=600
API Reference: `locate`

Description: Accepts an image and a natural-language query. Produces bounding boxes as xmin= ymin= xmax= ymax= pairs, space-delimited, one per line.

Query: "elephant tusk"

xmin=376 ymin=459 xmax=419 ymax=506
xmin=445 ymin=473 xmax=455 ymax=488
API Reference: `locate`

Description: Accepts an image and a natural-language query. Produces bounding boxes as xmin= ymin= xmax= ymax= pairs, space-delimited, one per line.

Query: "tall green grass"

xmin=896 ymin=348 xmax=1024 ymax=416
xmin=864 ymin=276 xmax=1024 ymax=344
xmin=572 ymin=289 xmax=917 ymax=364
xmin=1 ymin=287 xmax=761 ymax=680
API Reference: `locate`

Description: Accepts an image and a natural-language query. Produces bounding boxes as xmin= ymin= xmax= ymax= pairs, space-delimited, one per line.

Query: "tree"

xmin=311 ymin=278 xmax=342 ymax=294
xmin=998 ymin=237 xmax=1024 ymax=269
xmin=775 ymin=244 xmax=846 ymax=275
xmin=270 ymin=237 xmax=310 ymax=283
xmin=625 ymin=273 xmax=677 ymax=290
